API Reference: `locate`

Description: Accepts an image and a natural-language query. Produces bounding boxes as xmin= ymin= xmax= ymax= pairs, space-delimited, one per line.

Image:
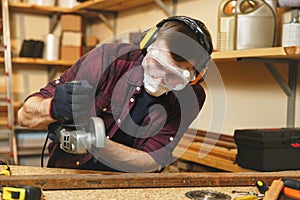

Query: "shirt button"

xmin=169 ymin=137 xmax=174 ymax=142
xmin=129 ymin=98 xmax=135 ymax=103
xmin=117 ymin=119 xmax=121 ymax=124
xmin=102 ymin=108 xmax=107 ymax=112
xmin=75 ymin=161 xmax=80 ymax=166
xmin=55 ymin=80 xmax=60 ymax=84
xmin=136 ymin=87 xmax=141 ymax=91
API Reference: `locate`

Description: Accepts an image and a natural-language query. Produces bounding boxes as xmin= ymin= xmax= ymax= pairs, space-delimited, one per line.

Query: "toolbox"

xmin=234 ymin=128 xmax=300 ymax=171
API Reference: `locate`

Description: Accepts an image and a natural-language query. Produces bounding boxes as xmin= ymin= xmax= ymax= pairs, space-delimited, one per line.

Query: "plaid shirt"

xmin=29 ymin=43 xmax=206 ymax=170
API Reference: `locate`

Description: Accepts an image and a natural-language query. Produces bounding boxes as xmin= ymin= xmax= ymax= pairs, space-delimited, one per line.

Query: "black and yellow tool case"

xmin=234 ymin=128 xmax=300 ymax=171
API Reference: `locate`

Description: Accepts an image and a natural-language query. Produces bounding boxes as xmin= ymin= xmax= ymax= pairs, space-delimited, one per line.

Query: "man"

xmin=18 ymin=16 xmax=213 ymax=172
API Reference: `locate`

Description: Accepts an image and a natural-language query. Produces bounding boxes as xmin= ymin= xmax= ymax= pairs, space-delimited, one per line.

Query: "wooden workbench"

xmin=1 ymin=165 xmax=300 ymax=199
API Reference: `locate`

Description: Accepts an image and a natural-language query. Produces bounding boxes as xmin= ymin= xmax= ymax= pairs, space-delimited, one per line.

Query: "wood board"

xmin=173 ymin=129 xmax=247 ymax=172
xmin=1 ymin=165 xmax=300 ymax=190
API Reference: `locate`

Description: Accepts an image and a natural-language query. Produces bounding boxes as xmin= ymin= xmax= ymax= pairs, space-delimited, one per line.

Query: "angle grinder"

xmin=57 ymin=117 xmax=106 ymax=154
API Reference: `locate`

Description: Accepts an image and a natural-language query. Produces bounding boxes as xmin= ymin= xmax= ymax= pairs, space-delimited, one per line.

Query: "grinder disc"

xmin=185 ymin=190 xmax=231 ymax=200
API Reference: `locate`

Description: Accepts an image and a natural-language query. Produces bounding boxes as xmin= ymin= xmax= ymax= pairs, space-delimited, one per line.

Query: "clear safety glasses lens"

xmin=142 ymin=51 xmax=192 ymax=90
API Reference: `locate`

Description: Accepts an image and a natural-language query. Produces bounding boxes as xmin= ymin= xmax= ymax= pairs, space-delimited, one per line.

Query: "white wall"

xmin=8 ymin=0 xmax=300 ymax=135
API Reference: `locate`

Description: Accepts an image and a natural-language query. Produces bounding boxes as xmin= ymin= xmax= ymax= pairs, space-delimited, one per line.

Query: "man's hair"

xmin=156 ymin=19 xmax=212 ymax=70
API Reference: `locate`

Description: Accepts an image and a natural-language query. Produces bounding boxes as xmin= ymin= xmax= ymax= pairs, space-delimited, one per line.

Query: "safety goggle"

xmin=142 ymin=45 xmax=195 ymax=91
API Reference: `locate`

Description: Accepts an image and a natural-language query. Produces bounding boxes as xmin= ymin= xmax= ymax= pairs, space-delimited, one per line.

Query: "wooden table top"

xmin=1 ymin=165 xmax=299 ymax=200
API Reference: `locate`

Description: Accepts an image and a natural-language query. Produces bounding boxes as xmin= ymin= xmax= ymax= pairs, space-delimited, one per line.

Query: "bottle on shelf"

xmin=217 ymin=0 xmax=237 ymax=51
xmin=235 ymin=0 xmax=277 ymax=50
xmin=282 ymin=8 xmax=300 ymax=47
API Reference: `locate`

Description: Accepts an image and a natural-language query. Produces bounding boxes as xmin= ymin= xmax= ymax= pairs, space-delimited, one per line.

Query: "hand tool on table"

xmin=1 ymin=186 xmax=42 ymax=200
xmin=263 ymin=179 xmax=284 ymax=200
xmin=1 ymin=165 xmax=11 ymax=176
xmin=258 ymin=178 xmax=300 ymax=200
xmin=281 ymin=178 xmax=300 ymax=199
xmin=232 ymin=190 xmax=264 ymax=200
xmin=256 ymin=180 xmax=269 ymax=194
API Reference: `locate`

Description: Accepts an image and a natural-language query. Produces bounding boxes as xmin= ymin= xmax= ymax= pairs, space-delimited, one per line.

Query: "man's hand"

xmin=50 ymin=80 xmax=93 ymax=124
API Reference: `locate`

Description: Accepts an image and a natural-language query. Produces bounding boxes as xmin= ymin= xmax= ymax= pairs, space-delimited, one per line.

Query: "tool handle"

xmin=282 ymin=178 xmax=300 ymax=190
xmin=256 ymin=180 xmax=269 ymax=194
xmin=263 ymin=179 xmax=284 ymax=200
xmin=283 ymin=187 xmax=300 ymax=199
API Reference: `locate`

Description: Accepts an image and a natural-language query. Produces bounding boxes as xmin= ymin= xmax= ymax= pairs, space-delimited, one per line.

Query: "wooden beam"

xmin=1 ymin=171 xmax=300 ymax=190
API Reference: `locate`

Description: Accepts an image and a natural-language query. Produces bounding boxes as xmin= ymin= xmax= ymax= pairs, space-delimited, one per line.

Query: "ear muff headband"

xmin=156 ymin=16 xmax=213 ymax=54
xmin=140 ymin=16 xmax=213 ymax=55
xmin=139 ymin=27 xmax=159 ymax=50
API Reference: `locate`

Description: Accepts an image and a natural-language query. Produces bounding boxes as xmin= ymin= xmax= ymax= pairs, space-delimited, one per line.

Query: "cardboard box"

xmin=61 ymin=31 xmax=82 ymax=46
xmin=60 ymin=46 xmax=81 ymax=62
xmin=85 ymin=36 xmax=98 ymax=47
xmin=61 ymin=14 xmax=82 ymax=32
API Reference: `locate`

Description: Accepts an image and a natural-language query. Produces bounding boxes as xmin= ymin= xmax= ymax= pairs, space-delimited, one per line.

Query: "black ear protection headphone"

xmin=139 ymin=16 xmax=213 ymax=84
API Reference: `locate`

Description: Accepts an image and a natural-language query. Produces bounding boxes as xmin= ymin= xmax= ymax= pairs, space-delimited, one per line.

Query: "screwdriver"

xmin=256 ymin=180 xmax=269 ymax=194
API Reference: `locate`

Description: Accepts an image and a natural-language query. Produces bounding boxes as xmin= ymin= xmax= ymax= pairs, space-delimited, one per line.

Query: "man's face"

xmin=142 ymin=40 xmax=196 ymax=91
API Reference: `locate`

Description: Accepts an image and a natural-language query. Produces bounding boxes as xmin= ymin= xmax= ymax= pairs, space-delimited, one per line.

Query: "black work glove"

xmin=50 ymin=80 xmax=93 ymax=125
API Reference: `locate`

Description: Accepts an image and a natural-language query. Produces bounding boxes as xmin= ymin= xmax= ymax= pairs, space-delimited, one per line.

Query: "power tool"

xmin=50 ymin=80 xmax=106 ymax=154
xmin=1 ymin=186 xmax=42 ymax=200
xmin=1 ymin=165 xmax=11 ymax=176
xmin=57 ymin=117 xmax=106 ymax=154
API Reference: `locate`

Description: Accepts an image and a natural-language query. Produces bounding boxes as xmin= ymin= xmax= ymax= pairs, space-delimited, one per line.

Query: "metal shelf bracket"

xmin=240 ymin=58 xmax=298 ymax=127
xmin=98 ymin=12 xmax=117 ymax=35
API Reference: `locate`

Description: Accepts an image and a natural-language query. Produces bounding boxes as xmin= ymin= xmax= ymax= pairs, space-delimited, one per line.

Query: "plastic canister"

xmin=278 ymin=0 xmax=300 ymax=8
xmin=282 ymin=9 xmax=300 ymax=47
xmin=43 ymin=34 xmax=60 ymax=61
xmin=58 ymin=0 xmax=79 ymax=8
xmin=235 ymin=0 xmax=276 ymax=50
xmin=217 ymin=0 xmax=237 ymax=51
xmin=27 ymin=0 xmax=55 ymax=6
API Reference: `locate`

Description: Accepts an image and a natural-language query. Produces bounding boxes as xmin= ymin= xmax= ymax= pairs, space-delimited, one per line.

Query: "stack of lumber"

xmin=173 ymin=129 xmax=253 ymax=172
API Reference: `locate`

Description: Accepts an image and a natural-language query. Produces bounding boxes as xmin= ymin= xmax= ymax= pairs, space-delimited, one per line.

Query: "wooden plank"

xmin=1 ymin=169 xmax=300 ymax=190
xmin=72 ymin=0 xmax=155 ymax=12
xmin=174 ymin=129 xmax=241 ymax=172
xmin=106 ymin=0 xmax=155 ymax=11
xmin=183 ymin=134 xmax=236 ymax=149
xmin=182 ymin=130 xmax=236 ymax=150
xmin=4 ymin=165 xmax=119 ymax=176
xmin=174 ymin=146 xmax=247 ymax=172
xmin=212 ymin=46 xmax=300 ymax=61
xmin=0 ymin=57 xmax=73 ymax=66
xmin=8 ymin=2 xmax=71 ymax=14
xmin=179 ymin=142 xmax=237 ymax=161
xmin=186 ymin=129 xmax=235 ymax=143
